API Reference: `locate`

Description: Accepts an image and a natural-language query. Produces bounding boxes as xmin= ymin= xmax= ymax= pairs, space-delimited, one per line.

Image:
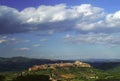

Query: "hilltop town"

xmin=28 ymin=61 xmax=91 ymax=71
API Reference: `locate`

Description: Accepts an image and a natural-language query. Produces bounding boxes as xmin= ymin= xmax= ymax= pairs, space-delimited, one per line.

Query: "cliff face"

xmin=28 ymin=61 xmax=91 ymax=71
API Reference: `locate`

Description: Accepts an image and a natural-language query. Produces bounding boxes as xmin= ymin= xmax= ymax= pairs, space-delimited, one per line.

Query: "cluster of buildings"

xmin=28 ymin=61 xmax=91 ymax=71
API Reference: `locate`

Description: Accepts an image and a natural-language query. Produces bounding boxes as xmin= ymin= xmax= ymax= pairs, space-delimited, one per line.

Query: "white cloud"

xmin=33 ymin=44 xmax=41 ymax=47
xmin=2 ymin=36 xmax=7 ymax=39
xmin=0 ymin=35 xmax=31 ymax=44
xmin=105 ymin=11 xmax=120 ymax=27
xmin=1 ymin=4 xmax=120 ymax=46
xmin=40 ymin=38 xmax=47 ymax=42
xmin=65 ymin=34 xmax=71 ymax=38
xmin=21 ymin=4 xmax=104 ymax=24
xmin=64 ymin=33 xmax=120 ymax=46
xmin=0 ymin=39 xmax=7 ymax=44
xmin=0 ymin=4 xmax=120 ymax=34
xmin=10 ymin=38 xmax=17 ymax=41
xmin=0 ymin=36 xmax=17 ymax=44
xmin=18 ymin=47 xmax=30 ymax=51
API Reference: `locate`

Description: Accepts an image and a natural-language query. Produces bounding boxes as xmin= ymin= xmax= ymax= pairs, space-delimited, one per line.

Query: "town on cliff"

xmin=28 ymin=61 xmax=91 ymax=71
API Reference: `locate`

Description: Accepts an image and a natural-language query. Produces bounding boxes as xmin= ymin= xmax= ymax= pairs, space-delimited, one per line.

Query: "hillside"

xmin=0 ymin=60 xmax=100 ymax=81
xmin=0 ymin=57 xmax=120 ymax=81
xmin=89 ymin=62 xmax=120 ymax=70
xmin=0 ymin=63 xmax=120 ymax=81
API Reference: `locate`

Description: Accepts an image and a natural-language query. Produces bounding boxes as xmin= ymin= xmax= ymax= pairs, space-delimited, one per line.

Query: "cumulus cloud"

xmin=0 ymin=4 xmax=120 ymax=35
xmin=64 ymin=33 xmax=120 ymax=46
xmin=0 ymin=6 xmax=27 ymax=34
xmin=105 ymin=11 xmax=120 ymax=27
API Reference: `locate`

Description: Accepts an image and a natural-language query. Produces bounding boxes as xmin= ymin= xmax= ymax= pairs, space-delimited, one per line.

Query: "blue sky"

xmin=0 ymin=0 xmax=120 ymax=59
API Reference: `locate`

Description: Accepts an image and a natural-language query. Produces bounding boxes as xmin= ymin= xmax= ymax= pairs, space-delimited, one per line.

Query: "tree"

xmin=0 ymin=75 xmax=5 ymax=81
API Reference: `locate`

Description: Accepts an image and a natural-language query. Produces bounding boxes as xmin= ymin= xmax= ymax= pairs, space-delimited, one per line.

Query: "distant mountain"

xmin=0 ymin=57 xmax=120 ymax=72
xmin=83 ymin=58 xmax=120 ymax=62
xmin=84 ymin=59 xmax=120 ymax=70
xmin=89 ymin=62 xmax=120 ymax=70
xmin=0 ymin=57 xmax=73 ymax=72
xmin=0 ymin=56 xmax=30 ymax=63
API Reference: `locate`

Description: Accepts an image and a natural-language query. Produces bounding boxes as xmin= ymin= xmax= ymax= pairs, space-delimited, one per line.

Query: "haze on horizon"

xmin=0 ymin=0 xmax=120 ymax=60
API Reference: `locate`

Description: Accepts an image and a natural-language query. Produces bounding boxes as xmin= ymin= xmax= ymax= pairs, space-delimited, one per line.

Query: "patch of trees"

xmin=0 ymin=75 xmax=5 ymax=81
xmin=96 ymin=79 xmax=120 ymax=81
xmin=12 ymin=74 xmax=51 ymax=81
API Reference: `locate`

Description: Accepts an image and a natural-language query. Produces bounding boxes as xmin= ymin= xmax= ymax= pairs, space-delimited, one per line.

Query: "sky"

xmin=0 ymin=0 xmax=120 ymax=59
